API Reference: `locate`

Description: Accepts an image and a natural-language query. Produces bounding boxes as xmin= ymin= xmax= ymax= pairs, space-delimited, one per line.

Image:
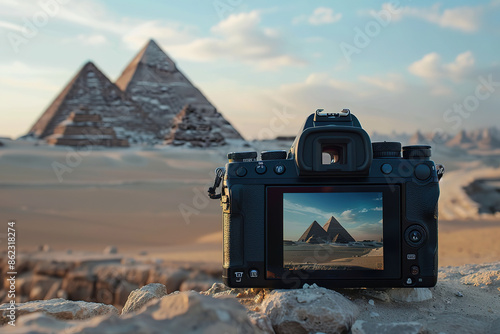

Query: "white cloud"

xmin=122 ymin=21 xmax=196 ymax=50
xmin=170 ymin=11 xmax=305 ymax=70
xmin=0 ymin=19 xmax=25 ymax=32
xmin=294 ymin=7 xmax=342 ymax=25
xmin=359 ymin=74 xmax=405 ymax=92
xmin=76 ymin=34 xmax=107 ymax=46
xmin=284 ymin=199 xmax=337 ymax=222
xmin=308 ymin=7 xmax=342 ymax=25
xmin=340 ymin=210 xmax=355 ymax=221
xmin=409 ymin=51 xmax=475 ymax=82
xmin=379 ymin=3 xmax=483 ymax=32
xmin=0 ymin=61 xmax=67 ymax=92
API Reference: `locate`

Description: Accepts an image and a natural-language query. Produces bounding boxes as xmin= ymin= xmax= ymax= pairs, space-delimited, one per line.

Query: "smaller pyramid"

xmin=477 ymin=128 xmax=500 ymax=149
xmin=46 ymin=106 xmax=129 ymax=147
xmin=323 ymin=216 xmax=355 ymax=243
xmin=28 ymin=61 xmax=158 ymax=144
xmin=298 ymin=221 xmax=330 ymax=244
xmin=409 ymin=131 xmax=429 ymax=145
xmin=165 ymin=104 xmax=243 ymax=147
xmin=446 ymin=130 xmax=473 ymax=147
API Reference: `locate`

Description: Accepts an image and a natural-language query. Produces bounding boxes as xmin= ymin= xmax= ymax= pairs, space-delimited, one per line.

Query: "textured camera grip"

xmin=223 ymin=212 xmax=244 ymax=268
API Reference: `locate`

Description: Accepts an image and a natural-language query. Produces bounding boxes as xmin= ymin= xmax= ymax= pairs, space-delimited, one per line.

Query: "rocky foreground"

xmin=0 ymin=261 xmax=499 ymax=333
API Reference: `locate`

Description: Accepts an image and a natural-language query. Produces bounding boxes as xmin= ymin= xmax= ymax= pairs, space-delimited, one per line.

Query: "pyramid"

xmin=116 ymin=40 xmax=241 ymax=139
xmin=298 ymin=221 xmax=330 ymax=244
xmin=323 ymin=216 xmax=355 ymax=243
xmin=477 ymin=128 xmax=500 ymax=149
xmin=45 ymin=106 xmax=129 ymax=147
xmin=409 ymin=131 xmax=429 ymax=145
xmin=28 ymin=61 xmax=159 ymax=145
xmin=165 ymin=104 xmax=243 ymax=147
xmin=446 ymin=129 xmax=473 ymax=148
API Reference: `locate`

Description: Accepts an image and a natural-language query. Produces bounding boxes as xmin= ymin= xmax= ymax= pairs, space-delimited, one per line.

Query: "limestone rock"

xmin=179 ymin=272 xmax=221 ymax=292
xmin=9 ymin=292 xmax=260 ymax=333
xmin=120 ymin=291 xmax=258 ymax=333
xmin=114 ymin=281 xmax=139 ymax=307
xmin=352 ymin=320 xmax=427 ymax=334
xmin=44 ymin=280 xmax=63 ymax=300
xmin=248 ymin=310 xmax=274 ymax=334
xmin=121 ymin=283 xmax=167 ymax=315
xmin=460 ymin=269 xmax=500 ymax=287
xmin=124 ymin=264 xmax=151 ymax=286
xmin=61 ymin=271 xmax=96 ymax=301
xmin=103 ymin=245 xmax=118 ymax=254
xmin=29 ymin=275 xmax=62 ymax=300
xmin=33 ymin=261 xmax=74 ymax=277
xmin=261 ymin=286 xmax=359 ymax=334
xmin=386 ymin=288 xmax=433 ymax=302
xmin=146 ymin=267 xmax=190 ymax=293
xmin=0 ymin=298 xmax=118 ymax=324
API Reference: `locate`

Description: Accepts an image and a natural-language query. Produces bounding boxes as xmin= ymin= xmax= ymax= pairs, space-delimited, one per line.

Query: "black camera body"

xmin=210 ymin=109 xmax=443 ymax=289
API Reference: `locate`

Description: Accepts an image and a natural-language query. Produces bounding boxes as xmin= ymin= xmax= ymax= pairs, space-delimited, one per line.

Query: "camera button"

xmin=274 ymin=164 xmax=286 ymax=175
xmin=409 ymin=230 xmax=422 ymax=243
xmin=407 ymin=253 xmax=417 ymax=260
xmin=405 ymin=277 xmax=415 ymax=286
xmin=410 ymin=265 xmax=420 ymax=276
xmin=255 ymin=164 xmax=267 ymax=174
xmin=381 ymin=163 xmax=393 ymax=174
xmin=405 ymin=225 xmax=426 ymax=247
xmin=249 ymin=269 xmax=259 ymax=278
xmin=415 ymin=164 xmax=431 ymax=180
xmin=235 ymin=271 xmax=244 ymax=283
xmin=236 ymin=167 xmax=247 ymax=177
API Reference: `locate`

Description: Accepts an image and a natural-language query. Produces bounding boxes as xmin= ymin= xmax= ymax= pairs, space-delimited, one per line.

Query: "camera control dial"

xmin=403 ymin=145 xmax=431 ymax=160
xmin=261 ymin=150 xmax=287 ymax=160
xmin=372 ymin=142 xmax=402 ymax=158
xmin=228 ymin=151 xmax=257 ymax=162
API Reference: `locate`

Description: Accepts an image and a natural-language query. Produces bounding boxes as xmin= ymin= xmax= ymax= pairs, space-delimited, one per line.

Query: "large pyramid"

xmin=28 ymin=62 xmax=159 ymax=145
xmin=116 ymin=40 xmax=222 ymax=137
xmin=323 ymin=216 xmax=355 ymax=243
xmin=298 ymin=221 xmax=330 ymax=244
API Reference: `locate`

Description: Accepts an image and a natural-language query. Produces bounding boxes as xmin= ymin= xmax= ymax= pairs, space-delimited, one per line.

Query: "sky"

xmin=1 ymin=0 xmax=500 ymax=140
xmin=283 ymin=192 xmax=383 ymax=241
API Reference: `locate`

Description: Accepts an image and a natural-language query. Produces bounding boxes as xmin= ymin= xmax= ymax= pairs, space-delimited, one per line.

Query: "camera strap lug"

xmin=208 ymin=167 xmax=226 ymax=199
xmin=436 ymin=164 xmax=445 ymax=181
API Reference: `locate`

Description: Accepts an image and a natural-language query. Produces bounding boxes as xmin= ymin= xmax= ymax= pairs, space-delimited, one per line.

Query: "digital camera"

xmin=208 ymin=109 xmax=444 ymax=288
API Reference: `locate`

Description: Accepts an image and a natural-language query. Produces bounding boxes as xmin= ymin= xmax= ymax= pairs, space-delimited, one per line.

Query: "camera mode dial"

xmin=261 ymin=150 xmax=287 ymax=160
xmin=372 ymin=142 xmax=402 ymax=158
xmin=403 ymin=145 xmax=431 ymax=160
xmin=228 ymin=151 xmax=257 ymax=162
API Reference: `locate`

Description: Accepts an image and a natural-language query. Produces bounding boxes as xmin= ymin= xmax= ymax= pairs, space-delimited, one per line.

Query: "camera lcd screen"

xmin=266 ymin=185 xmax=400 ymax=281
xmin=283 ymin=192 xmax=383 ymax=271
